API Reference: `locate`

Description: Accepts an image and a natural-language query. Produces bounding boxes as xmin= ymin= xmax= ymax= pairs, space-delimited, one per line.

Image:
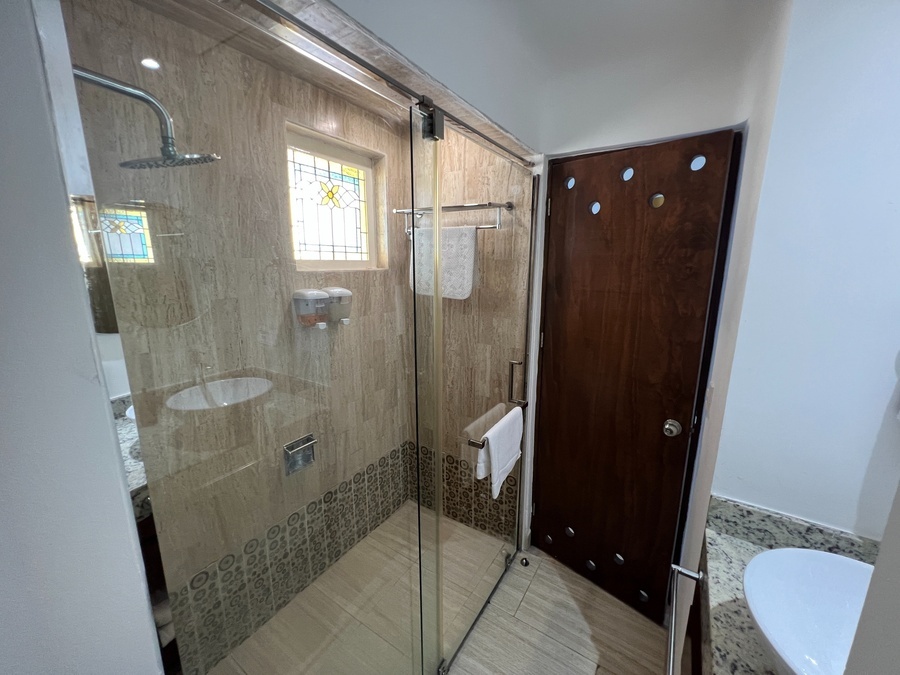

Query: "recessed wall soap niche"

xmin=293 ymin=288 xmax=353 ymax=329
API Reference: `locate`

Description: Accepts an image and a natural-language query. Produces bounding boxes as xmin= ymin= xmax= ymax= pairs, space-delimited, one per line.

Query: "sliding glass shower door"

xmin=409 ymin=109 xmax=534 ymax=670
xmin=409 ymin=105 xmax=444 ymax=674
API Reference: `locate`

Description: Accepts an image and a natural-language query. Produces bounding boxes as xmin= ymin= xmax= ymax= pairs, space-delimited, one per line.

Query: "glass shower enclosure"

xmin=56 ymin=0 xmax=534 ymax=672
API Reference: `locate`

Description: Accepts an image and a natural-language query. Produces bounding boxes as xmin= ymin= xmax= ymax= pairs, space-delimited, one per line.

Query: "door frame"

xmin=519 ymin=127 xmax=745 ymax=615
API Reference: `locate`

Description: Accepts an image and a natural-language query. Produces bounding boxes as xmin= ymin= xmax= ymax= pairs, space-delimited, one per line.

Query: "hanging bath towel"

xmin=409 ymin=226 xmax=477 ymax=300
xmin=476 ymin=406 xmax=523 ymax=499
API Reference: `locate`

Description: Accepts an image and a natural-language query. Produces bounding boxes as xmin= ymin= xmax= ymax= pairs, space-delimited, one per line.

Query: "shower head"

xmin=72 ymin=66 xmax=220 ymax=169
xmin=119 ymin=153 xmax=221 ymax=170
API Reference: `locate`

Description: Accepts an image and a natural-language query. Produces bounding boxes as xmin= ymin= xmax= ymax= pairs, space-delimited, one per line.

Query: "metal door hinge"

xmin=546 ymin=197 xmax=551 ymax=216
xmin=540 ymin=332 xmax=544 ymax=349
xmin=418 ymin=96 xmax=444 ymax=141
xmin=532 ymin=502 xmax=536 ymax=516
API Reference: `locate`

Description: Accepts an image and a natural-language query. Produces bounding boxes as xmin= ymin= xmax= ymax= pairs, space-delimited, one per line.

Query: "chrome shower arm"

xmin=72 ymin=65 xmax=177 ymax=158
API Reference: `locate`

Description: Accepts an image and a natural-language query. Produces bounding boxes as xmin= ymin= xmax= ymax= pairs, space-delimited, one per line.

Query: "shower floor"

xmin=453 ymin=548 xmax=667 ymax=674
xmin=209 ymin=500 xmax=510 ymax=674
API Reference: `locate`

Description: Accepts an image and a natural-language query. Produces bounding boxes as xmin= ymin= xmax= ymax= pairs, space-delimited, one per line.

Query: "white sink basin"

xmin=166 ymin=377 xmax=273 ymax=411
xmin=744 ymin=548 xmax=873 ymax=674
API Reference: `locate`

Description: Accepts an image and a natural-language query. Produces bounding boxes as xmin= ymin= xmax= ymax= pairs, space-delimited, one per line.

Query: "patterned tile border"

xmin=410 ymin=445 xmax=519 ymax=544
xmin=171 ymin=442 xmax=414 ymax=674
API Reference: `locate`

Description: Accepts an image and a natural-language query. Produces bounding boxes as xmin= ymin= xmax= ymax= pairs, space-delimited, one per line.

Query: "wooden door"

xmin=534 ymin=131 xmax=735 ymax=623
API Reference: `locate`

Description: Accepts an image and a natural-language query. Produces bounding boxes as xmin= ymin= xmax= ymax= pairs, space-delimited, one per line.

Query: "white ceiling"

xmin=331 ymin=0 xmax=790 ymax=153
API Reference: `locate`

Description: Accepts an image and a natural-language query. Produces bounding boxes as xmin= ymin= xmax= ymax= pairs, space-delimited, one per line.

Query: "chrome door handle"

xmin=663 ymin=419 xmax=683 ymax=437
xmin=508 ymin=360 xmax=527 ymax=407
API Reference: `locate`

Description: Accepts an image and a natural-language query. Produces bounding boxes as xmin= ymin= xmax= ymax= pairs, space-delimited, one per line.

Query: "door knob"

xmin=663 ymin=419 xmax=683 ymax=437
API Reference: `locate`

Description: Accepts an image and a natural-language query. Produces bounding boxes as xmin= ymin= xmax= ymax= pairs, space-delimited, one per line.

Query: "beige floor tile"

xmin=356 ymin=564 xmax=421 ymax=656
xmin=208 ymin=656 xmax=247 ymax=675
xmin=306 ymin=621 xmax=412 ymax=675
xmin=313 ymin=537 xmax=413 ymax=616
xmin=490 ymin=552 xmax=542 ymax=616
xmin=437 ymin=532 xmax=508 ymax=592
xmin=229 ymin=587 xmax=357 ymax=674
xmin=221 ymin=505 xmax=525 ymax=674
xmin=452 ymin=604 xmax=597 ymax=675
xmin=366 ymin=501 xmax=420 ymax=563
xmin=443 ymin=600 xmax=481 ymax=658
xmin=513 ymin=558 xmax=666 ymax=674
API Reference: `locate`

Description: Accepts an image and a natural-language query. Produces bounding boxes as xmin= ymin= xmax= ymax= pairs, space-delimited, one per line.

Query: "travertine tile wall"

xmin=64 ymin=0 xmax=415 ymax=588
xmin=415 ymin=130 xmax=534 ymax=459
xmin=444 ymin=132 xmax=532 ymax=453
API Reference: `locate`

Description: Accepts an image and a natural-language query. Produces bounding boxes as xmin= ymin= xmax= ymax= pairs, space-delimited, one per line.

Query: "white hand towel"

xmin=476 ymin=406 xmax=523 ymax=499
xmin=464 ymin=402 xmax=508 ymax=467
xmin=409 ymin=226 xmax=477 ymax=300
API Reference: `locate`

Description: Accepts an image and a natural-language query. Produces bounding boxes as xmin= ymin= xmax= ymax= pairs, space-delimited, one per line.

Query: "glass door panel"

xmin=408 ymin=107 xmax=534 ymax=669
xmin=409 ymin=105 xmax=443 ymax=674
xmin=434 ymin=127 xmax=534 ymax=665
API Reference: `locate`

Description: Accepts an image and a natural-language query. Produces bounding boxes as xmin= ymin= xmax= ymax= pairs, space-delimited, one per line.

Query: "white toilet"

xmin=744 ymin=548 xmax=873 ymax=675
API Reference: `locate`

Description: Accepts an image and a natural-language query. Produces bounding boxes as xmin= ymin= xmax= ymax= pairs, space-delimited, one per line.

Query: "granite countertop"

xmin=112 ymin=396 xmax=146 ymax=492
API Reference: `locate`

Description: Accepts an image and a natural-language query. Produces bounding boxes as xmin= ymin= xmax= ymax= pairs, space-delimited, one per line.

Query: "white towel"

xmin=475 ymin=406 xmax=523 ymax=499
xmin=158 ymin=622 xmax=176 ymax=648
xmin=152 ymin=599 xmax=172 ymax=628
xmin=463 ymin=403 xmax=508 ymax=455
xmin=409 ymin=226 xmax=477 ymax=300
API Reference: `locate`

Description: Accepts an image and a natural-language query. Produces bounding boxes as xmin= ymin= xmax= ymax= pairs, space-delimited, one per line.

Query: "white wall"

xmin=713 ymin=0 xmax=900 ymax=541
xmin=98 ymin=333 xmax=131 ymax=399
xmin=0 ymin=0 xmax=161 ymax=672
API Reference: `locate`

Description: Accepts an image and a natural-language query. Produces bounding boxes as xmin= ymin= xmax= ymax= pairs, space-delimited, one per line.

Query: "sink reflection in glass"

xmin=165 ymin=377 xmax=274 ymax=411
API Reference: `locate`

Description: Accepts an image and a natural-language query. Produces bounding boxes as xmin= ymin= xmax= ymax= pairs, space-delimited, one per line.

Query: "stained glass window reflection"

xmin=288 ymin=146 xmax=371 ymax=262
xmin=69 ymin=197 xmax=97 ymax=266
xmin=99 ymin=207 xmax=155 ymax=264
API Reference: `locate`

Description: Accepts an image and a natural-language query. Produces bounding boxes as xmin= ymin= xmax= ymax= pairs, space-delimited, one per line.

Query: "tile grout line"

xmin=478 ymin=604 xmax=599 ymax=672
xmin=508 ymin=556 xmax=543 ymax=617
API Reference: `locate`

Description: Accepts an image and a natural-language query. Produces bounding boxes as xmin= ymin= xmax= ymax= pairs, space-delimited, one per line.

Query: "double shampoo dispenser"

xmin=293 ymin=287 xmax=353 ymax=329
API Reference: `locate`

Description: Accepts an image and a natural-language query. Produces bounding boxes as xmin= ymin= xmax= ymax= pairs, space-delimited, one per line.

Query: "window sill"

xmin=294 ymin=261 xmax=385 ymax=272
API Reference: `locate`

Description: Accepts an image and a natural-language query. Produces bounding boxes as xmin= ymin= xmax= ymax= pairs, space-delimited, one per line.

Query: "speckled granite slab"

xmin=708 ymin=496 xmax=879 ymax=565
xmin=110 ymin=395 xmax=145 ymax=492
xmin=706 ymin=496 xmax=880 ymax=674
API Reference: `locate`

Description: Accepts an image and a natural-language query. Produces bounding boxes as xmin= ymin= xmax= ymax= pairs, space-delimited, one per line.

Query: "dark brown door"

xmin=533 ymin=131 xmax=735 ymax=623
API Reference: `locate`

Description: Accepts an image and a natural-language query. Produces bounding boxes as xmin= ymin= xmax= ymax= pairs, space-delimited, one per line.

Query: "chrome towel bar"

xmin=465 ymin=360 xmax=527 ymax=449
xmin=394 ymin=201 xmax=514 ymax=237
xmin=666 ymin=563 xmax=704 ymax=675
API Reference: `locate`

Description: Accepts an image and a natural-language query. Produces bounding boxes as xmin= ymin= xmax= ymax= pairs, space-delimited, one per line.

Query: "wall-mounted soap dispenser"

xmin=293 ymin=289 xmax=329 ymax=329
xmin=322 ymin=287 xmax=353 ymax=325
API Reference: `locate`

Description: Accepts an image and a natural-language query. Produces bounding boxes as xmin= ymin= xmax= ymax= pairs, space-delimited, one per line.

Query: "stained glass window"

xmin=99 ymin=206 xmax=155 ymax=264
xmin=287 ymin=139 xmax=373 ymax=264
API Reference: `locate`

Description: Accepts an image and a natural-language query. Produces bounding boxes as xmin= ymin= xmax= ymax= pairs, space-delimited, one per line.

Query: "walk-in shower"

xmin=72 ymin=66 xmax=219 ymax=168
xmin=61 ymin=0 xmax=534 ymax=672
